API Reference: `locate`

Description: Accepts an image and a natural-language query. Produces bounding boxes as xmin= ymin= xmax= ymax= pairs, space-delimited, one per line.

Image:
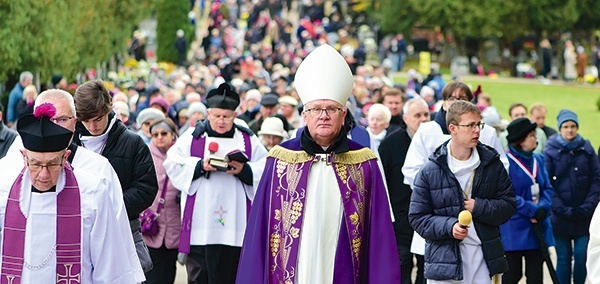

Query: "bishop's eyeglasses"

xmin=304 ymin=107 xmax=343 ymax=117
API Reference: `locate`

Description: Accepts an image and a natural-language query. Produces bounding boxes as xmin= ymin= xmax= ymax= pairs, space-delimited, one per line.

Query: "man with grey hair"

xmin=6 ymin=71 xmax=34 ymax=126
xmin=31 ymin=89 xmax=146 ymax=281
xmin=378 ymin=97 xmax=431 ymax=284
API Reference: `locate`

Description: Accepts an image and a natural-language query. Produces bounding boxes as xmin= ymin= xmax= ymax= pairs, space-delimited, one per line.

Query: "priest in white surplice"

xmin=0 ymin=107 xmax=138 ymax=283
xmin=164 ymin=82 xmax=267 ymax=284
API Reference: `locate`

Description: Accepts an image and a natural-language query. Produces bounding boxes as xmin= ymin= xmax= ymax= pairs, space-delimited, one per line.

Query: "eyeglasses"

xmin=304 ymin=107 xmax=343 ymax=117
xmin=50 ymin=116 xmax=74 ymax=125
xmin=210 ymin=115 xmax=235 ymax=123
xmin=152 ymin=131 xmax=170 ymax=138
xmin=26 ymin=156 xmax=64 ymax=172
xmin=455 ymin=122 xmax=485 ymax=131
xmin=446 ymin=96 xmax=470 ymax=102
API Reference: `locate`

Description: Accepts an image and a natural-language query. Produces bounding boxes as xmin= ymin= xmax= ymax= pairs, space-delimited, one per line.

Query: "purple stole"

xmin=179 ymin=130 xmax=252 ymax=254
xmin=265 ymin=147 xmax=377 ymax=284
xmin=1 ymin=164 xmax=81 ymax=284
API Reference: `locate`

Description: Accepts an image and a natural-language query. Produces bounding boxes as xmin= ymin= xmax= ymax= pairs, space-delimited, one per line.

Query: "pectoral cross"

xmin=56 ymin=263 xmax=80 ymax=284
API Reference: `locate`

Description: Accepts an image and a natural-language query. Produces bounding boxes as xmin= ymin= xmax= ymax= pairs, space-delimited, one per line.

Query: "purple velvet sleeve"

xmin=236 ymin=157 xmax=276 ymax=283
xmin=366 ymin=159 xmax=402 ymax=283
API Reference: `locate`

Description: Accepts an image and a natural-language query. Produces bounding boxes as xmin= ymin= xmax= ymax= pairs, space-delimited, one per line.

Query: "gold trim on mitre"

xmin=334 ymin=148 xmax=377 ymax=164
xmin=268 ymin=145 xmax=314 ymax=163
xmin=294 ymin=44 xmax=354 ymax=106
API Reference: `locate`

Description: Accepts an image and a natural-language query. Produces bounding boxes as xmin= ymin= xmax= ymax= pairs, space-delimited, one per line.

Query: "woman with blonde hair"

xmin=15 ymin=85 xmax=38 ymax=120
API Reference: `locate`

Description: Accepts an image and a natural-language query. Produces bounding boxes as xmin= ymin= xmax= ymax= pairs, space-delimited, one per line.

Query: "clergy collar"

xmin=301 ymin=127 xmax=349 ymax=155
xmin=32 ymin=185 xmax=56 ymax=193
xmin=205 ymin=120 xmax=235 ymax=138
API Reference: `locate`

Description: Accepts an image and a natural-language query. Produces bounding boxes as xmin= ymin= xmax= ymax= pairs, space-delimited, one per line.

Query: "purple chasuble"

xmin=179 ymin=130 xmax=252 ymax=254
xmin=1 ymin=164 xmax=82 ymax=284
xmin=237 ymin=138 xmax=401 ymax=284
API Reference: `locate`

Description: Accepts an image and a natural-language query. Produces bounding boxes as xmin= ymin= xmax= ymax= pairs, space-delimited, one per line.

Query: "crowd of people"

xmin=2 ymin=0 xmax=600 ymax=284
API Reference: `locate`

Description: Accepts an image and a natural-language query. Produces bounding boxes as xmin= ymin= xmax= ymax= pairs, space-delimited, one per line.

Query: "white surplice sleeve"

xmin=401 ymin=121 xmax=435 ymax=188
xmin=73 ymin=148 xmax=145 ymax=282
xmin=244 ymin=134 xmax=268 ymax=201
xmin=588 ymin=205 xmax=600 ymax=284
xmin=480 ymin=125 xmax=510 ymax=170
xmin=89 ymin=180 xmax=137 ymax=284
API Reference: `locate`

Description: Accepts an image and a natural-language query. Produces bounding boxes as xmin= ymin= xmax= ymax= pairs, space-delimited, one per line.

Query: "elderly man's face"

xmin=208 ymin=108 xmax=236 ymax=134
xmin=403 ymin=102 xmax=431 ymax=136
xmin=42 ymin=97 xmax=77 ymax=132
xmin=22 ymin=149 xmax=69 ymax=191
xmin=302 ymin=99 xmax=346 ymax=147
xmin=22 ymin=77 xmax=33 ymax=87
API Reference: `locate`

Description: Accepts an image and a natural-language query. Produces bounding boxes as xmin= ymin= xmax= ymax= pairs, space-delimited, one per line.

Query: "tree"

xmin=156 ymin=0 xmax=193 ymax=63
xmin=374 ymin=0 xmax=418 ymax=36
xmin=0 ymin=0 xmax=153 ymax=84
xmin=527 ymin=0 xmax=580 ymax=35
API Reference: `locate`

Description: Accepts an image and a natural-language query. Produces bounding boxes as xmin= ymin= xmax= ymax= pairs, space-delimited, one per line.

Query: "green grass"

xmin=394 ymin=74 xmax=600 ymax=149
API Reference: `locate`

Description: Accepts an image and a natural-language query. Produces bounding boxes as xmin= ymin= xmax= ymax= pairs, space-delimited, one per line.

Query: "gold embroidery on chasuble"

xmin=267 ymin=146 xmax=312 ymax=280
xmin=334 ymin=148 xmax=376 ymax=270
xmin=266 ymin=146 xmax=378 ymax=280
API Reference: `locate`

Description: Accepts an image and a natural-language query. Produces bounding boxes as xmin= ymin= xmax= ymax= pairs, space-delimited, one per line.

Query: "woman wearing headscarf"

xmin=544 ymin=110 xmax=600 ymax=284
xmin=500 ymin=117 xmax=555 ymax=283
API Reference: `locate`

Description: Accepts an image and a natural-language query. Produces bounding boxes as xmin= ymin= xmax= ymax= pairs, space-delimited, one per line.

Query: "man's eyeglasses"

xmin=304 ymin=107 xmax=343 ymax=117
xmin=211 ymin=115 xmax=235 ymax=123
xmin=152 ymin=131 xmax=170 ymax=138
xmin=26 ymin=157 xmax=64 ymax=172
xmin=455 ymin=122 xmax=485 ymax=131
xmin=50 ymin=116 xmax=74 ymax=125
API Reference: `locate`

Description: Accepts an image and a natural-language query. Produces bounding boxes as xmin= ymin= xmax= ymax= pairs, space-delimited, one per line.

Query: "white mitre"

xmin=294 ymin=44 xmax=353 ymax=106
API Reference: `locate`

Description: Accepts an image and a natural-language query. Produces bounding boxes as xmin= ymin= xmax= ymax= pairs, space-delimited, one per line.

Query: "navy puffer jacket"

xmin=409 ymin=141 xmax=516 ymax=281
xmin=544 ymin=135 xmax=600 ymax=237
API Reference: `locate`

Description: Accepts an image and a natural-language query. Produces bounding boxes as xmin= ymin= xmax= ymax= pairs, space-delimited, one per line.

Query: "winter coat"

xmin=0 ymin=123 xmax=17 ymax=158
xmin=142 ymin=142 xmax=181 ymax=249
xmin=544 ymin=135 xmax=600 ymax=237
xmin=75 ymin=115 xmax=158 ymax=220
xmin=378 ymin=127 xmax=413 ymax=245
xmin=409 ymin=141 xmax=516 ymax=281
xmin=500 ymin=147 xmax=555 ymax=252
